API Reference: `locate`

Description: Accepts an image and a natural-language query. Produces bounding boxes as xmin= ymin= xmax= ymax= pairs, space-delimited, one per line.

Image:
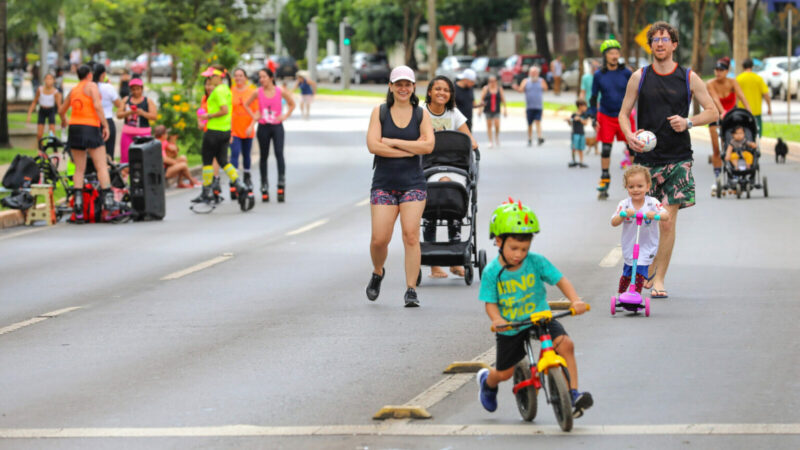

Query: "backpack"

xmin=374 ymin=104 xmax=424 ymax=169
xmin=2 ymin=154 xmax=40 ymax=190
xmin=69 ymin=185 xmax=103 ymax=223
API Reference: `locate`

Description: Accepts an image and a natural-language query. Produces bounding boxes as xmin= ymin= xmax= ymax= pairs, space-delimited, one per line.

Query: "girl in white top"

xmin=422 ymin=75 xmax=478 ymax=279
xmin=94 ymin=64 xmax=122 ymax=159
xmin=610 ymin=165 xmax=670 ymax=294
xmin=26 ymin=73 xmax=64 ymax=143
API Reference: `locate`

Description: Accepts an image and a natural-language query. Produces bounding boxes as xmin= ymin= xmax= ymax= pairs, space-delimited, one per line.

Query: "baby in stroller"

xmin=725 ymin=125 xmax=757 ymax=172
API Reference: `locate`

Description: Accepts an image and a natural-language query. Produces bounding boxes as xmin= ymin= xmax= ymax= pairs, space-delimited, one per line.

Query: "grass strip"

xmin=761 ymin=122 xmax=800 ymax=142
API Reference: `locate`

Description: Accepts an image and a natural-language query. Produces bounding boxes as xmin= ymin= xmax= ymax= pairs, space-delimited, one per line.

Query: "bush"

xmin=153 ymin=86 xmax=203 ymax=154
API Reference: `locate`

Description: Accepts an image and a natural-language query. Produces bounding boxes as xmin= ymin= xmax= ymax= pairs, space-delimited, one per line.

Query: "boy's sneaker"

xmin=527 ymin=139 xmax=532 ymax=147
xmin=366 ymin=269 xmax=384 ymax=301
xmin=537 ymin=138 xmax=545 ymax=146
xmin=571 ymin=389 xmax=593 ymax=418
xmin=476 ymin=368 xmax=498 ymax=412
xmin=404 ymin=288 xmax=419 ymax=307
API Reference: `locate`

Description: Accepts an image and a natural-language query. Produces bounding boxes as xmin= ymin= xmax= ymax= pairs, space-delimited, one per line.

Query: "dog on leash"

xmin=775 ymin=138 xmax=788 ymax=164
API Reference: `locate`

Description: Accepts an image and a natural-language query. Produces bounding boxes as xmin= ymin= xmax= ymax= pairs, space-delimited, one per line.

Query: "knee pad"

xmin=601 ymin=143 xmax=612 ymax=158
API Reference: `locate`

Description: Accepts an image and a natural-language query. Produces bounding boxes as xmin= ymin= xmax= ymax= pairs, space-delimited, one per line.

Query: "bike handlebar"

xmin=619 ymin=211 xmax=660 ymax=221
xmin=491 ymin=304 xmax=591 ymax=332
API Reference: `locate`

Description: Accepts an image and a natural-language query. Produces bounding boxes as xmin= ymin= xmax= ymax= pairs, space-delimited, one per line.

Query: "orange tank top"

xmin=231 ymin=84 xmax=257 ymax=138
xmin=69 ymin=80 xmax=101 ymax=127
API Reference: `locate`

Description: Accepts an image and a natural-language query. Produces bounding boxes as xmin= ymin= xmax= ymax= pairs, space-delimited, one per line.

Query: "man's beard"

xmin=653 ymin=51 xmax=671 ymax=63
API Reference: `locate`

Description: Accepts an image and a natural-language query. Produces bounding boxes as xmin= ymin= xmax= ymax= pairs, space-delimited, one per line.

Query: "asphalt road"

xmin=1 ymin=100 xmax=799 ymax=449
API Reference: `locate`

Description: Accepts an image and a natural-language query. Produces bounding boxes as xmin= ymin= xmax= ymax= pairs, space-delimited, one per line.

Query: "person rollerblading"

xmin=277 ymin=176 xmax=286 ymax=202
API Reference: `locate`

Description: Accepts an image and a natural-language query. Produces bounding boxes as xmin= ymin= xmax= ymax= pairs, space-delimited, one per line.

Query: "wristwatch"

xmin=686 ymin=118 xmax=693 ymax=130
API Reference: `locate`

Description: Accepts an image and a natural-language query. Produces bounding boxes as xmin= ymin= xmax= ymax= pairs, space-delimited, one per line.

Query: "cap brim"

xmin=391 ymin=76 xmax=415 ymax=83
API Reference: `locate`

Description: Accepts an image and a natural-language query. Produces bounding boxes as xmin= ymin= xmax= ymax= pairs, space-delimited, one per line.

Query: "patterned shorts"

xmin=645 ymin=159 xmax=696 ymax=209
xmin=370 ymin=189 xmax=427 ymax=205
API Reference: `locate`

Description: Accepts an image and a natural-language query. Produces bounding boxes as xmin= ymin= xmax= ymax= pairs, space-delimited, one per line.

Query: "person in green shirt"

xmin=736 ymin=58 xmax=772 ymax=137
xmin=192 ymin=66 xmax=254 ymax=211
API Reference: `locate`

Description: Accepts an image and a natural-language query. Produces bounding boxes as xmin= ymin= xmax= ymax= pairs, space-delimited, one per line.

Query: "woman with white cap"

xmin=365 ymin=65 xmax=435 ymax=308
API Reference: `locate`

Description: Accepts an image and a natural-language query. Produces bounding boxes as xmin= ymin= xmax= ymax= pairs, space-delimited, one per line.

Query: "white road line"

xmin=161 ymin=253 xmax=234 ymax=281
xmin=355 ymin=197 xmax=370 ymax=207
xmin=0 ymin=227 xmax=50 ymax=242
xmin=1 ymin=423 xmax=798 ymax=438
xmin=599 ymin=245 xmax=622 ymax=268
xmin=285 ymin=218 xmax=329 ymax=236
xmin=404 ymin=348 xmax=495 ymax=409
xmin=0 ymin=306 xmax=83 ymax=336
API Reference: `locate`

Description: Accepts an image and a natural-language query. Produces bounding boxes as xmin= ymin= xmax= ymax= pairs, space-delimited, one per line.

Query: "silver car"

xmin=435 ymin=55 xmax=475 ymax=81
xmin=316 ymin=55 xmax=342 ymax=83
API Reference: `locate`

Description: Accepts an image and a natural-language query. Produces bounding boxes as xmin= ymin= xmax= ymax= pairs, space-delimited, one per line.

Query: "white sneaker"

xmin=710 ymin=183 xmax=717 ymax=196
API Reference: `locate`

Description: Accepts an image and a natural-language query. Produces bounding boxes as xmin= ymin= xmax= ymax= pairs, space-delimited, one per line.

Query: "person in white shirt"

xmin=610 ymin=165 xmax=670 ymax=294
xmin=552 ymin=55 xmax=564 ymax=95
xmin=94 ymin=64 xmax=122 ymax=159
xmin=422 ymin=75 xmax=478 ymax=278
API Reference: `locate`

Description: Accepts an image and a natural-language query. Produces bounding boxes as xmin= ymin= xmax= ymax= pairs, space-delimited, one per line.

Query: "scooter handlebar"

xmin=619 ymin=211 xmax=661 ymax=221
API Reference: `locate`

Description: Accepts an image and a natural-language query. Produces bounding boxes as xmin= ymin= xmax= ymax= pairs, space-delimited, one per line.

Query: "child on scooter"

xmin=476 ymin=199 xmax=593 ymax=419
xmin=611 ymin=165 xmax=669 ymax=294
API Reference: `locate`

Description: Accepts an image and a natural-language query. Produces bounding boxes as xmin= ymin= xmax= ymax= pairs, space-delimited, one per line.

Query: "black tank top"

xmin=125 ymin=96 xmax=150 ymax=128
xmin=635 ymin=65 xmax=692 ymax=165
xmin=371 ymin=105 xmax=426 ymax=191
xmin=483 ymin=90 xmax=500 ymax=114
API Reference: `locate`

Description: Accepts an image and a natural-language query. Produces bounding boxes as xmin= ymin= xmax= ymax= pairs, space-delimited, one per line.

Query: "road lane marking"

xmin=0 ymin=227 xmax=51 ymax=242
xmin=599 ymin=245 xmax=622 ymax=268
xmin=1 ymin=423 xmax=798 ymax=438
xmin=0 ymin=306 xmax=83 ymax=336
xmin=161 ymin=253 xmax=234 ymax=281
xmin=285 ymin=219 xmax=329 ymax=236
xmin=355 ymin=197 xmax=370 ymax=207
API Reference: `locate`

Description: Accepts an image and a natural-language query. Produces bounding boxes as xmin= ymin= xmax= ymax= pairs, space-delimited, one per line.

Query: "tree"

xmin=717 ymin=0 xmax=761 ymax=51
xmin=399 ymin=0 xmax=424 ymax=68
xmin=529 ymin=0 xmax=551 ymax=60
xmin=566 ymin=0 xmax=601 ymax=96
xmin=1 ymin=0 xmax=9 ymax=148
xmin=439 ymin=0 xmax=521 ymax=56
xmin=351 ymin=0 xmax=405 ymax=53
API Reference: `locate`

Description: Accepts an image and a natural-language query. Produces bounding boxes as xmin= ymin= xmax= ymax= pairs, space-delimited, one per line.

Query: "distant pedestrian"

xmin=477 ymin=75 xmax=507 ymax=148
xmin=26 ymin=73 xmax=64 ymax=143
xmin=118 ymin=68 xmax=131 ymax=99
xmin=736 ymin=58 xmax=771 ymax=137
xmin=365 ymin=65 xmax=434 ymax=307
xmin=11 ymin=67 xmax=23 ymax=100
xmin=513 ymin=66 xmax=548 ymax=146
xmin=566 ymin=99 xmax=590 ymax=168
xmin=292 ymin=71 xmax=316 ymax=119
xmin=552 ymin=55 xmax=564 ymax=95
xmin=31 ymin=64 xmax=41 ymax=95
xmin=55 ymin=68 xmax=64 ymax=95
xmin=454 ymin=69 xmax=478 ymax=131
xmin=579 ymin=60 xmax=600 ymax=103
xmin=69 ymin=49 xmax=82 ymax=73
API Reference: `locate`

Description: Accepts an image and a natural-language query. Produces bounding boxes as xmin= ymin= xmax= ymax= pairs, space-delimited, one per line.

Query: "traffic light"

xmin=343 ymin=25 xmax=354 ymax=46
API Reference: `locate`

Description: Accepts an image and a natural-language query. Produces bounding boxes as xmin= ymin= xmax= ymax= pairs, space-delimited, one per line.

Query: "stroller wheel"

xmin=478 ymin=249 xmax=487 ymax=279
xmin=464 ymin=266 xmax=474 ymax=286
xmin=735 ymin=184 xmax=741 ymax=199
xmin=746 ymin=183 xmax=751 ymax=199
xmin=716 ymin=180 xmax=722 ymax=199
xmin=762 ymin=176 xmax=768 ymax=198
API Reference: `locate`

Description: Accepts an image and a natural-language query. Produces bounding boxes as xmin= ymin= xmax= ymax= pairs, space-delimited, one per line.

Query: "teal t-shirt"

xmin=581 ymin=73 xmax=595 ymax=103
xmin=479 ymin=253 xmax=563 ymax=336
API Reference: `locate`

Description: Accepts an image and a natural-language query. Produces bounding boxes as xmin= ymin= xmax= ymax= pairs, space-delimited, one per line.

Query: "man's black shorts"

xmin=496 ymin=319 xmax=567 ymax=371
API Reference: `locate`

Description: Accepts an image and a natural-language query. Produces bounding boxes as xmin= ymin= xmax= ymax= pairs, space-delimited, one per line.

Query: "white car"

xmin=757 ymin=57 xmax=800 ymax=99
xmin=561 ymin=58 xmax=601 ymax=92
xmin=316 ymin=56 xmax=342 ymax=83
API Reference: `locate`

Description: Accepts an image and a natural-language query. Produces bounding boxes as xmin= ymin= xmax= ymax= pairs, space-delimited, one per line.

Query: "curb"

xmin=0 ymin=209 xmax=24 ymax=229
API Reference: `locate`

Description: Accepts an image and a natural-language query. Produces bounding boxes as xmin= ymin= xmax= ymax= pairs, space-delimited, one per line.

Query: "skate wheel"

xmin=644 ymin=297 xmax=650 ymax=317
xmin=610 ymin=296 xmax=616 ymax=315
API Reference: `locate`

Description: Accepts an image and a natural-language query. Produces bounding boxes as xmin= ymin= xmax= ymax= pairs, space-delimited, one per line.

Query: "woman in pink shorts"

xmin=117 ymin=78 xmax=158 ymax=163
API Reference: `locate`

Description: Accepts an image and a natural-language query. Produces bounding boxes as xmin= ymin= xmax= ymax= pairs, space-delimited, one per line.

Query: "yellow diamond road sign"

xmin=635 ymin=24 xmax=652 ymax=55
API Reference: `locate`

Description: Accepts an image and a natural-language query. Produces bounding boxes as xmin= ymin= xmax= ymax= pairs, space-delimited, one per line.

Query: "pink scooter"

xmin=611 ymin=210 xmax=660 ymax=317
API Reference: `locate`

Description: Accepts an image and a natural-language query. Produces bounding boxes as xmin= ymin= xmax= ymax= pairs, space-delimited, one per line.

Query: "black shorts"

xmin=496 ymin=319 xmax=567 ymax=371
xmin=68 ymin=124 xmax=104 ymax=151
xmin=526 ymin=108 xmax=543 ymax=125
xmin=38 ymin=107 xmax=56 ymax=125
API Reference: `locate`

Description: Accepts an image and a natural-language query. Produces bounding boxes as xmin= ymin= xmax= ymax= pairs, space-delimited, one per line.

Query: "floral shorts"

xmin=370 ymin=188 xmax=427 ymax=205
xmin=645 ymin=159 xmax=696 ymax=209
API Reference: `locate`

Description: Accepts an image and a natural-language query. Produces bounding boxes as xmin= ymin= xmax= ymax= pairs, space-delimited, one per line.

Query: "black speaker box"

xmin=129 ymin=136 xmax=166 ymax=220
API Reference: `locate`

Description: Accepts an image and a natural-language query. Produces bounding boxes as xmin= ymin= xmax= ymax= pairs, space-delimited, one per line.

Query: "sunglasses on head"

xmin=651 ymin=37 xmax=672 ymax=44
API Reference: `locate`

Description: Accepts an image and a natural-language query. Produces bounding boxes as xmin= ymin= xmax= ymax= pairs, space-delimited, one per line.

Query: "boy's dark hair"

xmin=647 ymin=21 xmax=678 ymax=45
xmin=501 ymin=233 xmax=534 ymax=242
xmin=576 ymin=99 xmax=587 ymax=108
xmin=742 ymin=58 xmax=754 ymax=70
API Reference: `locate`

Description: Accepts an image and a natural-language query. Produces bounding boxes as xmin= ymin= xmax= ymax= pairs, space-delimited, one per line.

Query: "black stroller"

xmin=715 ymin=108 xmax=768 ymax=199
xmin=418 ymin=130 xmax=486 ymax=286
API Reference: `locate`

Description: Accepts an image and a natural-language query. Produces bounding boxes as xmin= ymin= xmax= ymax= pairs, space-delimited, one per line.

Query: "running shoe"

xmin=537 ymin=138 xmax=545 ymax=146
xmin=710 ymin=182 xmax=717 ymax=197
xmin=571 ymin=389 xmax=593 ymax=418
xmin=527 ymin=139 xmax=532 ymax=147
xmin=476 ymin=368 xmax=498 ymax=412
xmin=366 ymin=268 xmax=384 ymax=301
xmin=404 ymin=288 xmax=419 ymax=307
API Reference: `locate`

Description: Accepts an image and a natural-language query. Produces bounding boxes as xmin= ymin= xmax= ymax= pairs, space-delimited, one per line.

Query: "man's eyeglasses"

xmin=651 ymin=37 xmax=672 ymax=44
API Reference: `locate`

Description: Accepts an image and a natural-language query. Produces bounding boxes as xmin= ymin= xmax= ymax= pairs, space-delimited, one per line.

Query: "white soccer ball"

xmin=636 ymin=131 xmax=657 ymax=152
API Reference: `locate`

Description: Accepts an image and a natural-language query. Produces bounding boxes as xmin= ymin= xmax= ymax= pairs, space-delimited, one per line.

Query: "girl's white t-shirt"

xmin=612 ymin=195 xmax=666 ymax=266
xmin=424 ymin=103 xmax=467 ymax=132
xmin=99 ymin=82 xmax=120 ymax=119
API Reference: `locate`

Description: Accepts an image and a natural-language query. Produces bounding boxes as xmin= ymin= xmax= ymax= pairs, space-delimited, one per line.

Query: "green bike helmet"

xmin=600 ymin=39 xmax=621 ymax=54
xmin=489 ymin=198 xmax=540 ymax=238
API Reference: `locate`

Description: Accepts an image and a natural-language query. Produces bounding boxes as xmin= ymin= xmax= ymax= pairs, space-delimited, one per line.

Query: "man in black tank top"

xmin=618 ymin=21 xmax=717 ymax=299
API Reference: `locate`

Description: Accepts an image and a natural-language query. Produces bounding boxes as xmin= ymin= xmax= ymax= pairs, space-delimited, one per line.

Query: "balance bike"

xmin=611 ymin=210 xmax=659 ymax=317
xmin=493 ymin=305 xmax=591 ymax=432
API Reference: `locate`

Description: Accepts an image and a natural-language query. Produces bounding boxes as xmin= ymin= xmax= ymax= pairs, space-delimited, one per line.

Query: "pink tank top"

xmin=258 ymin=86 xmax=282 ymax=125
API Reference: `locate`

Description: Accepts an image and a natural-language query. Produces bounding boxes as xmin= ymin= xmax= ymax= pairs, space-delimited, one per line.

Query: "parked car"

xmin=128 ymin=53 xmax=172 ymax=77
xmin=316 ymin=55 xmax=342 ymax=82
xmin=471 ymin=56 xmax=506 ymax=87
xmin=352 ymin=52 xmax=390 ymax=84
xmin=239 ymin=52 xmax=266 ymax=78
xmin=499 ymin=54 xmax=549 ymax=87
xmin=435 ymin=55 xmax=475 ymax=81
xmin=757 ymin=57 xmax=800 ymax=99
xmin=777 ymin=66 xmax=800 ymax=100
xmin=269 ymin=55 xmax=298 ymax=79
xmin=109 ymin=58 xmax=129 ymax=75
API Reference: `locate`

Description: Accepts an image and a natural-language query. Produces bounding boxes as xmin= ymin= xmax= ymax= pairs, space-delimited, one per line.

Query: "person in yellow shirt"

xmin=736 ymin=59 xmax=772 ymax=137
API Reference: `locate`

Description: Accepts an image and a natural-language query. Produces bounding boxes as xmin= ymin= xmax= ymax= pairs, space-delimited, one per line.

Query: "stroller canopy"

xmin=721 ymin=108 xmax=758 ymax=138
xmin=423 ymin=130 xmax=473 ymax=172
